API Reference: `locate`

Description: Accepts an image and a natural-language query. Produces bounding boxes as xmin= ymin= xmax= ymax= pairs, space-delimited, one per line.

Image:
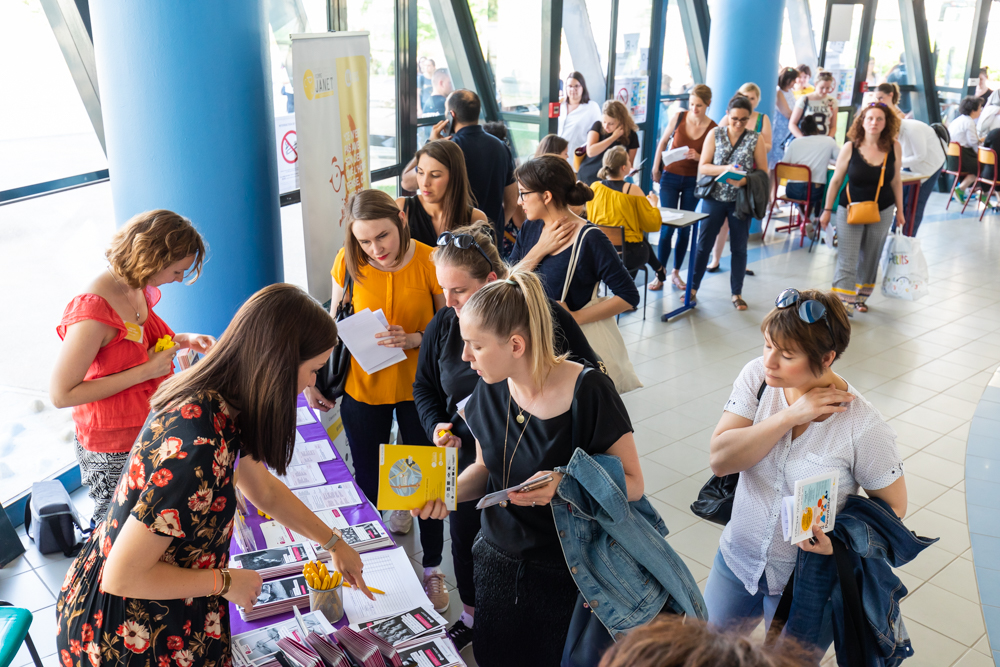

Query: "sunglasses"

xmin=436 ymin=232 xmax=495 ymax=274
xmin=775 ymin=288 xmax=836 ymax=342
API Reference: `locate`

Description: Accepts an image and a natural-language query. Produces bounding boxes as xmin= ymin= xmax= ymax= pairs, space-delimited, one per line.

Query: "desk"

xmin=658 ymin=208 xmax=710 ymax=322
xmin=228 ymin=396 xmax=389 ymax=636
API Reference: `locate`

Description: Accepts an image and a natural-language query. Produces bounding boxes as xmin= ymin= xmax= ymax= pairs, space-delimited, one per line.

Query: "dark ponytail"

xmin=515 ymin=155 xmax=594 ymax=209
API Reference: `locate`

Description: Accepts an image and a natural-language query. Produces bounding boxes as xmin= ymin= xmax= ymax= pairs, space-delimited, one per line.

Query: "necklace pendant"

xmin=516 ymin=414 xmax=525 ymax=424
xmin=499 ymin=500 xmax=508 ymax=508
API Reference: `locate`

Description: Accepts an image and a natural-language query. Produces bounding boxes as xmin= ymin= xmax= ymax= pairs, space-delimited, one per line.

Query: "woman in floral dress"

xmin=56 ymin=284 xmax=372 ymax=667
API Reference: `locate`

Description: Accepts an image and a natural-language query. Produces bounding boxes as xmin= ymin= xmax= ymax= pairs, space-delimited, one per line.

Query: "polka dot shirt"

xmin=719 ymin=357 xmax=905 ymax=596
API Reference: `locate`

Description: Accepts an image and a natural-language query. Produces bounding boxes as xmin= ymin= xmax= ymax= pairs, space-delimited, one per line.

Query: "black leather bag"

xmin=315 ymin=274 xmax=355 ymax=401
xmin=694 ymin=128 xmax=749 ymax=200
xmin=690 ymin=380 xmax=766 ymax=525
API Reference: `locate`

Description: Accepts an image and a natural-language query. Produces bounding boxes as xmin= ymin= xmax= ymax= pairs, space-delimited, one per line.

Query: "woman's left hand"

xmin=175 ymin=333 xmax=216 ymax=355
xmin=797 ymin=521 xmax=833 ymax=556
xmin=329 ymin=542 xmax=374 ymax=600
xmin=375 ymin=325 xmax=414 ymax=349
xmin=507 ymin=471 xmax=564 ymax=507
xmin=896 ymin=210 xmax=908 ymax=232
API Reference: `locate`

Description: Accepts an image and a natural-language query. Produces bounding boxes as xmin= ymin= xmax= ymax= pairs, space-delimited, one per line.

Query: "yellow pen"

xmin=343 ymin=581 xmax=386 ymax=595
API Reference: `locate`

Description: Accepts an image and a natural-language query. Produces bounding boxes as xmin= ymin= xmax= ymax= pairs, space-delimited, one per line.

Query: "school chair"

xmin=763 ymin=163 xmax=813 ymax=247
xmin=0 ymin=602 xmax=43 ymax=667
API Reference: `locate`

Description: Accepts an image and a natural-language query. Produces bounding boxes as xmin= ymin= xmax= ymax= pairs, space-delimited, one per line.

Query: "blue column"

xmin=89 ymin=1 xmax=282 ymax=337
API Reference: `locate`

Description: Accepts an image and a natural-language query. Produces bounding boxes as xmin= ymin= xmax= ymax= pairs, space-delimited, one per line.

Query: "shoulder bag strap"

xmin=568 ymin=366 xmax=594 ymax=451
xmin=873 ymin=152 xmax=888 ymax=202
xmin=720 ymin=129 xmax=749 ymax=168
xmin=668 ymin=111 xmax=686 ymax=149
xmin=560 ymin=225 xmax=595 ymax=302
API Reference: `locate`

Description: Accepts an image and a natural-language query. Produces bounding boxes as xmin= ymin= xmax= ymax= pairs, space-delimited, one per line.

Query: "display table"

xmin=228 ymin=396 xmax=390 ymax=636
xmin=658 ymin=207 xmax=710 ymax=322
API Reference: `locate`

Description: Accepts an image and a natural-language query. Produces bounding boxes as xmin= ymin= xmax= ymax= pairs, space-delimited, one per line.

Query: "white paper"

xmin=260 ymin=520 xmax=295 ymax=548
xmin=824 ymin=219 xmax=836 ymax=249
xmin=335 ymin=308 xmax=408 ymax=375
xmin=274 ymin=462 xmax=327 ymax=490
xmin=342 ymin=548 xmax=437 ymax=625
xmin=659 ymin=208 xmax=685 ymax=223
xmin=290 ymin=438 xmax=336 ymax=466
xmin=296 ymin=406 xmax=318 ymax=425
xmin=627 ymin=156 xmax=646 ymax=175
xmin=289 ymin=508 xmax=351 ymax=546
xmin=661 ymin=147 xmax=688 ymax=166
xmin=293 ymin=482 xmax=363 ymax=510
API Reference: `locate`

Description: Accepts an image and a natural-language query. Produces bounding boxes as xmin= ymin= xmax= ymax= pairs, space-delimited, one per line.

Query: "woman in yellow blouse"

xmin=303 ymin=189 xmax=449 ymax=610
xmin=586 ymin=146 xmax=664 ymax=279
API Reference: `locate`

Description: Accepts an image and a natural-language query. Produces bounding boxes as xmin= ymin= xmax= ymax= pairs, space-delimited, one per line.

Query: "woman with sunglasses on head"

xmin=820 ymin=102 xmax=904 ymax=314
xmin=303 ymin=189 xmax=450 ymax=611
xmin=411 ymin=268 xmax=641 ymax=667
xmin=689 ymin=95 xmax=769 ymax=311
xmin=412 ymin=222 xmax=599 ymax=652
xmin=396 ymin=140 xmax=488 ymax=247
xmin=703 ymin=288 xmax=906 ymax=650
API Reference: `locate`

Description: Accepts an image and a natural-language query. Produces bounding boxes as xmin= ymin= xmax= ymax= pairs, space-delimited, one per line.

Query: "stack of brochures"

xmin=355 ymin=606 xmax=462 ymax=666
xmin=333 ymin=627 xmax=388 ymax=667
xmin=304 ymin=632 xmax=351 ymax=667
xmin=230 ymin=543 xmax=318 ymax=579
xmin=239 ymin=573 xmax=310 ymax=621
xmin=261 ymin=514 xmax=394 ymax=555
xmin=341 ymin=521 xmax=394 ymax=553
xmin=275 ymin=637 xmax=322 ymax=667
xmin=232 ymin=609 xmax=334 ymax=667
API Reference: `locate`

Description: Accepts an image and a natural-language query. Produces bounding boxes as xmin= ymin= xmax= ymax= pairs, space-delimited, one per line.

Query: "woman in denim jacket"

xmin=703 ymin=289 xmax=907 ymax=652
xmin=411 ymin=268 xmax=642 ymax=667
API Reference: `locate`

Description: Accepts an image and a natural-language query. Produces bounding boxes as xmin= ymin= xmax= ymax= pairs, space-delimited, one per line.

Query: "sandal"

xmin=732 ymin=296 xmax=748 ymax=311
xmin=649 ymin=277 xmax=664 ymax=291
xmin=856 ymin=302 xmax=868 ymax=313
xmin=670 ymin=271 xmax=686 ymax=290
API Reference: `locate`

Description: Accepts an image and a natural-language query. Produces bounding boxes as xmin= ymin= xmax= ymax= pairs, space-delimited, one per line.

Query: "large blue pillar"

xmin=704 ymin=0 xmax=785 ymax=126
xmin=90 ymin=2 xmax=282 ymax=337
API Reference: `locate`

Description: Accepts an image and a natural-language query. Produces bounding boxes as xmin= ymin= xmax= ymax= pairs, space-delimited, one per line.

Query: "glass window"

xmin=779 ymin=5 xmax=797 ymax=70
xmin=925 ymin=0 xmax=976 ymax=91
xmin=868 ymin=0 xmax=911 ymax=114
xmin=822 ymin=3 xmax=864 ymax=108
xmin=585 ymin=0 xmax=613 ymax=75
xmin=507 ymin=120 xmax=541 ymax=162
xmin=471 ymin=0 xmax=542 ymax=112
xmin=0 ymin=0 xmax=107 ymax=191
xmin=978 ymin=1 xmax=1000 ymax=97
xmin=809 ymin=0 xmax=827 ymax=55
xmin=660 ymin=1 xmax=693 ymax=97
xmin=348 ymin=0 xmax=398 ymax=171
xmin=610 ymin=0 xmax=653 ymax=137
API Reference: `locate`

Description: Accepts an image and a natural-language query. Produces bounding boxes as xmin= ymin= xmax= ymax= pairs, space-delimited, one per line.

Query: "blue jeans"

xmin=899 ymin=167 xmax=942 ymax=236
xmin=657 ymin=172 xmax=696 ymax=271
xmin=705 ymin=549 xmax=834 ymax=653
xmin=692 ymin=198 xmax=749 ymax=295
xmin=783 ymin=181 xmax=825 ymax=217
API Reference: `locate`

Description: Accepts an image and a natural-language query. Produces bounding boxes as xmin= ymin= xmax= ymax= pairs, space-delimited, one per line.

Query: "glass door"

xmin=819 ymin=0 xmax=875 ymax=141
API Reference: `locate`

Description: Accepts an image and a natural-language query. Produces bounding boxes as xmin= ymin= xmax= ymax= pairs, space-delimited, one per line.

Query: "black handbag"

xmin=315 ymin=274 xmax=355 ymax=401
xmin=690 ymin=380 xmax=766 ymax=525
xmin=694 ymin=128 xmax=749 ymax=200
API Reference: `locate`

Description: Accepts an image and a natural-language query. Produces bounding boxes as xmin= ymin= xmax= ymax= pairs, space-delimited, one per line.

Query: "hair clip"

xmin=505 ymin=278 xmax=517 ymax=285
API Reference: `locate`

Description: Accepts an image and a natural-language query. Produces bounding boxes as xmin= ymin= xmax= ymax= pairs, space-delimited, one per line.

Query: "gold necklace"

xmin=107 ymin=266 xmax=142 ymax=322
xmin=510 ymin=378 xmax=542 ymax=424
xmin=499 ymin=393 xmax=532 ymax=509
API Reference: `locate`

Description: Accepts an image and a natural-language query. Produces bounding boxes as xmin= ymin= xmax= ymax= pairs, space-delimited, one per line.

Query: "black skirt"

xmin=472 ymin=536 xmax=579 ymax=667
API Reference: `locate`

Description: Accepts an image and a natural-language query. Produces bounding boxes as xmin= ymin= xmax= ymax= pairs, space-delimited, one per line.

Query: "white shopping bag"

xmin=880 ymin=228 xmax=929 ymax=301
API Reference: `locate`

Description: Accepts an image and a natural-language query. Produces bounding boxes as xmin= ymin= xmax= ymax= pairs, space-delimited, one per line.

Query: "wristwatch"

xmin=322 ymin=527 xmax=344 ymax=552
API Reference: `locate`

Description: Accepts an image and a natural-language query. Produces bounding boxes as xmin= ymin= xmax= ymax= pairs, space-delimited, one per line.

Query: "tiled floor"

xmin=3 ymin=192 xmax=998 ymax=667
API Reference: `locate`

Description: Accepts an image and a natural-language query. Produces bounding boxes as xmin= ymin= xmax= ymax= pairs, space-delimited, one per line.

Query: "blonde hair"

xmin=430 ymin=220 xmax=508 ymax=282
xmin=105 ymin=210 xmax=206 ymax=289
xmin=462 ymin=268 xmax=566 ymax=388
xmin=738 ymin=82 xmax=761 ymax=98
xmin=344 ymin=190 xmax=410 ymax=283
xmin=597 ymin=145 xmax=629 ymax=180
xmin=690 ymin=84 xmax=712 ymax=106
xmin=601 ymin=100 xmax=638 ymax=143
xmin=815 ymin=70 xmax=835 ymax=84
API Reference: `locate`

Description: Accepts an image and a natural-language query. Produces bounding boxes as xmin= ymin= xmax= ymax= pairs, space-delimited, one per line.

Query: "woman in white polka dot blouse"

xmin=701 ymin=288 xmax=908 ymax=650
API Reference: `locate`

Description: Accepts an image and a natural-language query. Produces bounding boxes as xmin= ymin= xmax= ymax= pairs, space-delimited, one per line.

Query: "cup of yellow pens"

xmin=303 ymin=560 xmax=344 ymax=623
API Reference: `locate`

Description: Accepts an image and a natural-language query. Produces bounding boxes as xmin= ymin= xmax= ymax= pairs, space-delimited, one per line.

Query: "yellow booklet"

xmin=376 ymin=444 xmax=457 ymax=511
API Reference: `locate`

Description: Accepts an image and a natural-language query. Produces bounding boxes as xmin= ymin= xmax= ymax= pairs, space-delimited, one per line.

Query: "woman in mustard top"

xmin=304 ymin=189 xmax=449 ymax=609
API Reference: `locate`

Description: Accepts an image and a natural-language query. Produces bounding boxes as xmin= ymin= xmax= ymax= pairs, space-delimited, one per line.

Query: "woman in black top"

xmin=396 ymin=140 xmax=488 ymax=246
xmin=412 ymin=222 xmax=600 ymax=651
xmin=577 ymin=99 xmax=641 ymax=185
xmin=821 ymin=103 xmax=905 ymax=314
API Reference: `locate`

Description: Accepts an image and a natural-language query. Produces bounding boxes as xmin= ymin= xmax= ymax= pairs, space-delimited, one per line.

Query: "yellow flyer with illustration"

xmin=377 ymin=445 xmax=457 ymax=511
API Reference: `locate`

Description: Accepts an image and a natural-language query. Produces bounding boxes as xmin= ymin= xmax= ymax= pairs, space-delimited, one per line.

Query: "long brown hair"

xmin=106 ymin=210 xmax=206 ymax=289
xmin=150 ymin=284 xmax=338 ymax=475
xmin=344 ymin=189 xmax=411 ymax=283
xmin=514 ymin=155 xmax=594 ymax=209
xmin=601 ymin=100 xmax=638 ymax=144
xmin=847 ymin=103 xmax=899 ymax=153
xmin=536 ymin=134 xmax=569 ymax=157
xmin=430 ymin=221 xmax=507 ymax=282
xmin=413 ymin=140 xmax=476 ymax=230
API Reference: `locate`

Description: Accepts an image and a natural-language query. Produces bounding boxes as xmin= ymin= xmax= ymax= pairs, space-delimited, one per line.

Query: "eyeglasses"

xmin=518 ymin=190 xmax=536 ymax=201
xmin=775 ymin=288 xmax=836 ymax=343
xmin=436 ymin=232 xmax=495 ymax=274
xmin=730 ymin=115 xmax=751 ymax=124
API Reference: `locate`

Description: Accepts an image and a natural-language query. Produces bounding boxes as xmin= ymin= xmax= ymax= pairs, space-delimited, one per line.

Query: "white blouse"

xmin=558 ymin=100 xmax=602 ymax=158
xmin=719 ymin=358 xmax=904 ymax=596
xmin=949 ymin=114 xmax=980 ymax=149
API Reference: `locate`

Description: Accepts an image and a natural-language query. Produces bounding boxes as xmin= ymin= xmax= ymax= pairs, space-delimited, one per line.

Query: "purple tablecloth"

xmin=228 ymin=395 xmax=391 ymax=636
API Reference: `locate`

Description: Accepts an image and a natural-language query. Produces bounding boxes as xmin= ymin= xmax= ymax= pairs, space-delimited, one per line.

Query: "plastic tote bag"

xmin=561 ymin=226 xmax=643 ymax=394
xmin=880 ymin=228 xmax=929 ymax=301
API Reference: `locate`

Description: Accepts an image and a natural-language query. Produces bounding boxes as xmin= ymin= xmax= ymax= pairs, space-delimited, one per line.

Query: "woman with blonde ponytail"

xmin=411 ymin=268 xmax=642 ymax=667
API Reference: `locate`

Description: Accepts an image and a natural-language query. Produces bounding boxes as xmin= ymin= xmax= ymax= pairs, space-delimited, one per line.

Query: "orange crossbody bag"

xmin=845 ymin=151 xmax=887 ymax=225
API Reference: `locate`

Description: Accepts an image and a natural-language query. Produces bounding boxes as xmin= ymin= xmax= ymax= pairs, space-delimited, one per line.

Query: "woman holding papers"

xmin=51 ymin=210 xmax=214 ymax=526
xmin=689 ymin=95 xmax=769 ymax=311
xmin=702 ymin=288 xmax=906 ymax=653
xmin=411 ymin=268 xmax=641 ymax=667
xmin=576 ymin=100 xmax=641 ymax=186
xmin=649 ymin=84 xmax=716 ymax=291
xmin=305 ymin=189 xmax=450 ymax=611
xmin=57 ymin=284 xmax=372 ymax=667
xmin=413 ymin=222 xmax=600 ymax=651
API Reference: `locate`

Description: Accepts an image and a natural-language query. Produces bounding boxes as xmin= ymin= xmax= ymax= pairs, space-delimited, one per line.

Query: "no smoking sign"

xmin=281 ymin=130 xmax=298 ymax=164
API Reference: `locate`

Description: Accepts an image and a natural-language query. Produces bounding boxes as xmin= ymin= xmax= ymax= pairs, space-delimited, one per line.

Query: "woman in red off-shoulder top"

xmin=51 ymin=210 xmax=214 ymax=525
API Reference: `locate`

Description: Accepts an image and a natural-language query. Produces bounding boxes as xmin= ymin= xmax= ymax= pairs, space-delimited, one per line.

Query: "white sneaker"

xmin=383 ymin=509 xmax=413 ymax=535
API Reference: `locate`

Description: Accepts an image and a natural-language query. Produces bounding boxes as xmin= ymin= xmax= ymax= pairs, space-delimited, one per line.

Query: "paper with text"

xmin=342 ymin=547 xmax=435 ymax=625
xmin=293 ymin=482 xmax=363 ymax=511
xmin=335 ymin=308 xmax=408 ymax=375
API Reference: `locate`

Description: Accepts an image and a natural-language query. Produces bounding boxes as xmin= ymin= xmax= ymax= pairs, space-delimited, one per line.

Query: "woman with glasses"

xmin=396 ymin=140 xmax=488 ymax=247
xmin=703 ymin=288 xmax=907 ymax=650
xmin=302 ymin=189 xmax=450 ymax=612
xmin=412 ymin=222 xmax=599 ymax=652
xmin=820 ymin=103 xmax=904 ymax=314
xmin=558 ymin=71 xmax=603 ymax=162
xmin=689 ymin=95 xmax=769 ymax=311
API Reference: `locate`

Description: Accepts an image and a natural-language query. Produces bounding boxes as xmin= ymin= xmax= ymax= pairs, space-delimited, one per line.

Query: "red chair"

xmin=943 ymin=142 xmax=964 ymax=210
xmin=962 ymin=147 xmax=999 ymax=221
xmin=763 ymin=162 xmax=812 ymax=247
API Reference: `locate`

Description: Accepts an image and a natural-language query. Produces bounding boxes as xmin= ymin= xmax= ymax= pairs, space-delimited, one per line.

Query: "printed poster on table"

xmin=292 ymin=32 xmax=371 ymax=304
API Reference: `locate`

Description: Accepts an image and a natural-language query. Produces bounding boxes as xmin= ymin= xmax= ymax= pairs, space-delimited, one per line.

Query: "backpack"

xmin=24 ymin=481 xmax=90 ymax=557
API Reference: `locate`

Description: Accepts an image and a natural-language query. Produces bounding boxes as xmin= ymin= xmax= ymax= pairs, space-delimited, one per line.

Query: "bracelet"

xmin=219 ymin=569 xmax=232 ymax=597
xmin=211 ymin=569 xmax=219 ymax=596
xmin=824 ymin=208 xmax=834 ymax=212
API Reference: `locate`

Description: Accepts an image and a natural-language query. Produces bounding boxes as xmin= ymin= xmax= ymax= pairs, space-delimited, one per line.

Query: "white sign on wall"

xmin=275 ymin=114 xmax=298 ymax=194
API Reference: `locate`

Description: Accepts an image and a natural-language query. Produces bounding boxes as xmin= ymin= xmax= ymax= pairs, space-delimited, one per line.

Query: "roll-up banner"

xmin=292 ymin=32 xmax=371 ymax=303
